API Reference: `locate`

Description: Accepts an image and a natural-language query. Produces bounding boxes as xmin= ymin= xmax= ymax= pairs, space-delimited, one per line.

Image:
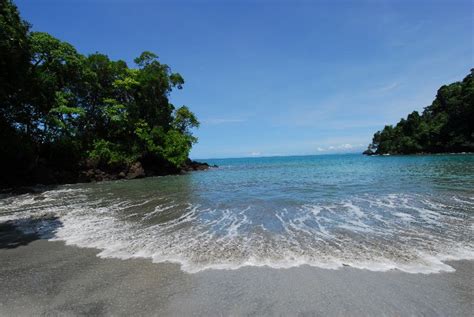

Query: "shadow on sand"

xmin=0 ymin=216 xmax=62 ymax=249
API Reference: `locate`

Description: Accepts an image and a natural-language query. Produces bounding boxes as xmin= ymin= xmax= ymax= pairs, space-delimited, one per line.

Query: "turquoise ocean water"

xmin=1 ymin=154 xmax=473 ymax=273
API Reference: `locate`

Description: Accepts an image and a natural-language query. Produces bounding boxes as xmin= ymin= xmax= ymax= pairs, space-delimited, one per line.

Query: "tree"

xmin=0 ymin=1 xmax=201 ymax=187
xmin=0 ymin=0 xmax=30 ymax=120
xmin=366 ymin=71 xmax=474 ymax=155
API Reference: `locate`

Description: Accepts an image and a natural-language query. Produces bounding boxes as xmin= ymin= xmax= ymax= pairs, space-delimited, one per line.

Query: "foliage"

xmin=0 ymin=0 xmax=199 ymax=185
xmin=162 ymin=129 xmax=194 ymax=167
xmin=88 ymin=139 xmax=133 ymax=167
xmin=367 ymin=71 xmax=474 ymax=154
xmin=0 ymin=0 xmax=30 ymax=109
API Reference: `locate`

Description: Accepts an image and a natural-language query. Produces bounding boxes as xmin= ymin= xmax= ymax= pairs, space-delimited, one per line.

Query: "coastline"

xmin=363 ymin=151 xmax=474 ymax=156
xmin=0 ymin=237 xmax=472 ymax=316
xmin=0 ymin=159 xmax=215 ymax=192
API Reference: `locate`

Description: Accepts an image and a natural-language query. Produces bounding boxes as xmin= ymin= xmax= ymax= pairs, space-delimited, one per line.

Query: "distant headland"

xmin=364 ymin=70 xmax=473 ymax=155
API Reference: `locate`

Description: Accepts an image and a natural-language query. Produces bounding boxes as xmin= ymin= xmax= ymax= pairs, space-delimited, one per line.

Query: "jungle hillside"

xmin=0 ymin=0 xmax=204 ymax=188
xmin=365 ymin=70 xmax=474 ymax=155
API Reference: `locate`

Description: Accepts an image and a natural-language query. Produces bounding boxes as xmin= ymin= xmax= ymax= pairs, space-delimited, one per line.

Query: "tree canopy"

xmin=0 ymin=0 xmax=200 ymax=186
xmin=366 ymin=70 xmax=474 ymax=155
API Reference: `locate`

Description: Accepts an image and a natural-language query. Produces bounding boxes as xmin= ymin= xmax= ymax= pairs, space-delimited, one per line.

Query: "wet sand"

xmin=0 ymin=238 xmax=472 ymax=316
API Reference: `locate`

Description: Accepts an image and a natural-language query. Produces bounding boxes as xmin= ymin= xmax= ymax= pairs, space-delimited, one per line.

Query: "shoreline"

xmin=363 ymin=151 xmax=474 ymax=156
xmin=0 ymin=161 xmax=218 ymax=195
xmin=1 ymin=237 xmax=472 ymax=316
xmin=0 ymin=159 xmax=216 ymax=192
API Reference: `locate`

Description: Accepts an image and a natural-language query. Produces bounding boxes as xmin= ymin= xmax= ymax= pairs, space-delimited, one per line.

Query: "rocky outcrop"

xmin=126 ymin=162 xmax=145 ymax=179
xmin=78 ymin=159 xmax=216 ymax=183
xmin=1 ymin=157 xmax=217 ymax=189
xmin=181 ymin=159 xmax=217 ymax=172
xmin=362 ymin=149 xmax=375 ymax=155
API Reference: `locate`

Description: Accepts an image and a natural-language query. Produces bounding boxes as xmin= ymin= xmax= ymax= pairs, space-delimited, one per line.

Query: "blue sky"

xmin=16 ymin=0 xmax=473 ymax=158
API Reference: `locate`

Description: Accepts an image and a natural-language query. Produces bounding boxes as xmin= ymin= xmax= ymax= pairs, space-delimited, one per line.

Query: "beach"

xmin=1 ymin=154 xmax=473 ymax=316
xmin=0 ymin=237 xmax=472 ymax=316
xmin=2 ymin=0 xmax=473 ymax=315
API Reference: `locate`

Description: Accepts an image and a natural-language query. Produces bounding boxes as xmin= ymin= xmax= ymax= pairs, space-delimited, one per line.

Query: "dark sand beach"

xmin=0 ymin=236 xmax=472 ymax=316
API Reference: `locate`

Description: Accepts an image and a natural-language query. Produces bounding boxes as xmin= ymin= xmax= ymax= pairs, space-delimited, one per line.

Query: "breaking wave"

xmin=1 ymin=185 xmax=473 ymax=274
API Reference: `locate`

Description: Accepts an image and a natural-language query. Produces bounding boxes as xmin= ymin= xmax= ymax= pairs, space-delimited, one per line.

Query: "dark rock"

xmin=31 ymin=166 xmax=56 ymax=185
xmin=126 ymin=162 xmax=145 ymax=179
xmin=83 ymin=158 xmax=98 ymax=169
xmin=140 ymin=154 xmax=180 ymax=176
xmin=1 ymin=155 xmax=214 ymax=189
xmin=363 ymin=149 xmax=375 ymax=155
xmin=182 ymin=159 xmax=217 ymax=172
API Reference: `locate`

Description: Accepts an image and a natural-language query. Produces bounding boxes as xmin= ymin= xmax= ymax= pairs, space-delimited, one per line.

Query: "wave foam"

xmin=1 ymin=187 xmax=473 ymax=274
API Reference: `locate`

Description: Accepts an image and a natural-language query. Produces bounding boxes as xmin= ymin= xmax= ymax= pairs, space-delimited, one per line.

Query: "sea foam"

xmin=1 ymin=184 xmax=473 ymax=274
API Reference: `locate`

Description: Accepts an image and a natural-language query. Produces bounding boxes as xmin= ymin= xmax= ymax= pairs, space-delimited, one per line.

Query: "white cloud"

xmin=372 ymin=82 xmax=399 ymax=94
xmin=316 ymin=143 xmax=364 ymax=153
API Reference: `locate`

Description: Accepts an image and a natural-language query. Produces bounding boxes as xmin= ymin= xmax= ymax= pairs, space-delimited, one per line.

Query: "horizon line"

xmin=192 ymin=152 xmax=363 ymax=161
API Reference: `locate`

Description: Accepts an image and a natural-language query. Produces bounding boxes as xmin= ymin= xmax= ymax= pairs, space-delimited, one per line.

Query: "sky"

xmin=15 ymin=0 xmax=473 ymax=159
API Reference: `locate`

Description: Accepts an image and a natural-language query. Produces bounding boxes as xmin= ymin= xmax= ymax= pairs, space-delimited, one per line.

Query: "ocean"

xmin=1 ymin=154 xmax=473 ymax=274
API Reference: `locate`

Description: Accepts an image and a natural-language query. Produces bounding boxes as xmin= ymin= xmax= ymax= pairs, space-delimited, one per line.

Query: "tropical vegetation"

xmin=366 ymin=70 xmax=474 ymax=155
xmin=0 ymin=0 xmax=200 ymax=187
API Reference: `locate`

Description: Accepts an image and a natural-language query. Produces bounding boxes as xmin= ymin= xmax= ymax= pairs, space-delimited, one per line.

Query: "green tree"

xmin=367 ymin=70 xmax=474 ymax=155
xmin=0 ymin=0 xmax=30 ymax=122
xmin=0 ymin=1 xmax=201 ymax=186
